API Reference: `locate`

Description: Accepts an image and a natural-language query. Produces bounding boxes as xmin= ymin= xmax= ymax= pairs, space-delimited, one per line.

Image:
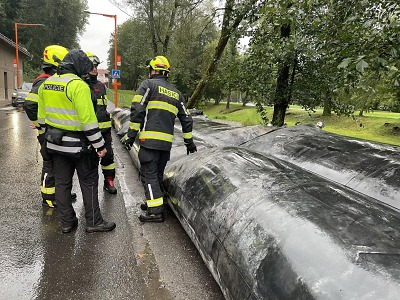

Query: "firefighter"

xmin=38 ymin=49 xmax=116 ymax=234
xmin=24 ymin=45 xmax=77 ymax=208
xmin=122 ymin=55 xmax=197 ymax=223
xmin=85 ymin=52 xmax=117 ymax=194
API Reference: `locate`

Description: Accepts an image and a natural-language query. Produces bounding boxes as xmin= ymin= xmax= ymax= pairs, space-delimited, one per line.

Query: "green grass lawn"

xmin=114 ymin=89 xmax=400 ymax=147
xmin=201 ymin=102 xmax=400 ymax=146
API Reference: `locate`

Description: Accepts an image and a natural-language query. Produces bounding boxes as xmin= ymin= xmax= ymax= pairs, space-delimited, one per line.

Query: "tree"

xmin=108 ymin=18 xmax=152 ymax=90
xmin=244 ymin=0 xmax=399 ymax=126
xmin=17 ymin=0 xmax=89 ymax=69
xmin=187 ymin=0 xmax=263 ymax=109
xmin=0 ymin=0 xmax=22 ymax=39
xmin=110 ymin=0 xmax=219 ymax=95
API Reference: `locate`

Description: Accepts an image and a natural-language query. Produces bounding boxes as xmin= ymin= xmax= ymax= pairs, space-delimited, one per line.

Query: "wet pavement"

xmin=0 ymin=100 xmax=224 ymax=300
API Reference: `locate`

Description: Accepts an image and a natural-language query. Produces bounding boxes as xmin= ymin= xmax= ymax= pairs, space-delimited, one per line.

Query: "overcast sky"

xmin=78 ymin=0 xmax=131 ymax=69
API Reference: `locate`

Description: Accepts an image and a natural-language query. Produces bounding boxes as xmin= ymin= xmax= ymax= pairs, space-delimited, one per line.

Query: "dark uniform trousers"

xmin=38 ymin=135 xmax=55 ymax=202
xmin=52 ymin=152 xmax=103 ymax=227
xmin=139 ymin=147 xmax=170 ymax=215
xmin=100 ymin=131 xmax=115 ymax=178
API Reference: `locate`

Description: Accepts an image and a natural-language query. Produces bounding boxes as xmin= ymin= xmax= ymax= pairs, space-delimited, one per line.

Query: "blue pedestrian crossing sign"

xmin=111 ymin=69 xmax=121 ymax=79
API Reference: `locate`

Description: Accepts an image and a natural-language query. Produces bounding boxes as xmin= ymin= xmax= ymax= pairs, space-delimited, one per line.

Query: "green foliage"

xmin=1 ymin=0 xmax=89 ymax=70
xmin=202 ymin=102 xmax=400 ymax=146
xmin=109 ymin=18 xmax=152 ymax=90
xmin=0 ymin=0 xmax=22 ymax=39
xmin=107 ymin=0 xmax=399 ymax=125
xmin=240 ymin=0 xmax=400 ymax=125
xmin=113 ymin=0 xmax=219 ymax=96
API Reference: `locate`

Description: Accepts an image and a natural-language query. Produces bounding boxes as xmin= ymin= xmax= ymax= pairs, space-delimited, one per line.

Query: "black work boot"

xmin=104 ymin=177 xmax=117 ymax=194
xmin=139 ymin=212 xmax=165 ymax=223
xmin=86 ymin=220 xmax=116 ymax=233
xmin=62 ymin=218 xmax=78 ymax=234
xmin=140 ymin=202 xmax=171 ymax=212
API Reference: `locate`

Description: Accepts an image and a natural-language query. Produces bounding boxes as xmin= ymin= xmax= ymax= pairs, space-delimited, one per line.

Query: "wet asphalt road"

xmin=0 ymin=101 xmax=224 ymax=300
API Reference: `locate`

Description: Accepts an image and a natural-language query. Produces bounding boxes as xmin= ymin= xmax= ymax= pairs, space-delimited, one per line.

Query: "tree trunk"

xmin=226 ymin=90 xmax=231 ymax=109
xmin=187 ymin=0 xmax=258 ymax=109
xmin=322 ymin=91 xmax=332 ymax=116
xmin=272 ymin=102 xmax=288 ymax=126
xmin=148 ymin=0 xmax=158 ymax=55
xmin=162 ymin=0 xmax=179 ymax=54
xmin=187 ymin=6 xmax=233 ymax=109
xmin=242 ymin=90 xmax=249 ymax=106
xmin=271 ymin=24 xmax=291 ymax=126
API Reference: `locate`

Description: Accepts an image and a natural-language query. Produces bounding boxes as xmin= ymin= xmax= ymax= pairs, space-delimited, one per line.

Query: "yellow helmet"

xmin=86 ymin=51 xmax=100 ymax=66
xmin=42 ymin=45 xmax=68 ymax=68
xmin=147 ymin=55 xmax=170 ymax=73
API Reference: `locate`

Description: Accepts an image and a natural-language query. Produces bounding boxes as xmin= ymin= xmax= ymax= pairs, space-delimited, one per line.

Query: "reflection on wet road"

xmin=0 ymin=105 xmax=224 ymax=300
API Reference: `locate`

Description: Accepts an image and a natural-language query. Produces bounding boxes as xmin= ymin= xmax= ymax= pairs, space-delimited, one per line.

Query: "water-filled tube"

xmin=164 ymin=146 xmax=400 ymax=300
xmin=111 ymin=108 xmax=400 ymax=299
xmin=241 ymin=124 xmax=400 ymax=210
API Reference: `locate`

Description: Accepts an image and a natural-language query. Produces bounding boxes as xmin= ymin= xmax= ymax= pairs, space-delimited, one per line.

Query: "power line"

xmin=107 ymin=0 xmax=133 ymax=18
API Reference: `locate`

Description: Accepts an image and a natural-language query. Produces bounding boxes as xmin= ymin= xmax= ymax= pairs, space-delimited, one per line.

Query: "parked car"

xmin=11 ymin=82 xmax=33 ymax=107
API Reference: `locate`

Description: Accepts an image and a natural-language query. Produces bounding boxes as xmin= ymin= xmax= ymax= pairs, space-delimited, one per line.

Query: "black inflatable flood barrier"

xmin=111 ymin=107 xmax=400 ymax=299
xmin=241 ymin=124 xmax=400 ymax=211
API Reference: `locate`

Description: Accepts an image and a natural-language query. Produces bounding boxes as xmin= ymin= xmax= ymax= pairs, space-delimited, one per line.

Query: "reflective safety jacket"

xmin=38 ymin=73 xmax=105 ymax=156
xmin=90 ymin=79 xmax=111 ymax=133
xmin=127 ymin=74 xmax=193 ymax=151
xmin=24 ymin=73 xmax=51 ymax=136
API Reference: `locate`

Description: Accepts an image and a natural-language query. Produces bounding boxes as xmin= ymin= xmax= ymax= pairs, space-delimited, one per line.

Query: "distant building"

xmin=0 ymin=32 xmax=31 ymax=100
xmin=97 ymin=68 xmax=110 ymax=88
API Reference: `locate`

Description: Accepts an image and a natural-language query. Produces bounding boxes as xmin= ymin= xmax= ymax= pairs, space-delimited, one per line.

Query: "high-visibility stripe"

xmin=39 ymin=74 xmax=100 ymax=134
xmin=92 ymin=140 xmax=104 ymax=149
xmin=41 ymin=186 xmax=55 ymax=194
xmin=99 ymin=121 xmax=111 ymax=129
xmin=82 ymin=123 xmax=100 ymax=131
xmin=148 ymin=183 xmax=153 ymax=199
xmin=132 ymin=88 xmax=151 ymax=104
xmin=182 ymin=132 xmax=193 ymax=139
xmin=86 ymin=131 xmax=102 ymax=141
xmin=147 ymin=100 xmax=178 ymax=115
xmin=62 ymin=136 xmax=81 ymax=142
xmin=181 ymin=102 xmax=190 ymax=116
xmin=46 ymin=116 xmax=81 ymax=127
xmin=47 ymin=143 xmax=82 ymax=154
xmin=132 ymin=95 xmax=142 ymax=103
xmin=141 ymin=88 xmax=150 ymax=105
xmin=26 ymin=93 xmax=39 ymax=102
xmin=129 ymin=122 xmax=140 ymax=131
xmin=147 ymin=197 xmax=163 ymax=207
xmin=101 ymin=163 xmax=115 ymax=171
xmin=45 ymin=200 xmax=55 ymax=208
xmin=46 ymin=106 xmax=78 ymax=116
xmin=139 ymin=131 xmax=173 ymax=142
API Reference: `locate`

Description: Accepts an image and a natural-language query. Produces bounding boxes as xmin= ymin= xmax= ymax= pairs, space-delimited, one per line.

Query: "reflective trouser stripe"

xmin=146 ymin=183 xmax=163 ymax=207
xmin=101 ymin=163 xmax=115 ymax=171
xmin=147 ymin=196 xmax=163 ymax=208
xmin=41 ymin=186 xmax=55 ymax=194
xmin=41 ymin=170 xmax=55 ymax=202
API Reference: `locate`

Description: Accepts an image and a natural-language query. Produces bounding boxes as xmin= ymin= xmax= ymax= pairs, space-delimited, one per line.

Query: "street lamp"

xmin=14 ymin=22 xmax=44 ymax=88
xmin=84 ymin=10 xmax=119 ymax=107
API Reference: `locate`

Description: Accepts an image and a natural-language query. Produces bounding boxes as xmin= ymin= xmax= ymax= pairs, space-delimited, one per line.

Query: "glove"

xmin=121 ymin=134 xmax=136 ymax=150
xmin=184 ymin=138 xmax=197 ymax=155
